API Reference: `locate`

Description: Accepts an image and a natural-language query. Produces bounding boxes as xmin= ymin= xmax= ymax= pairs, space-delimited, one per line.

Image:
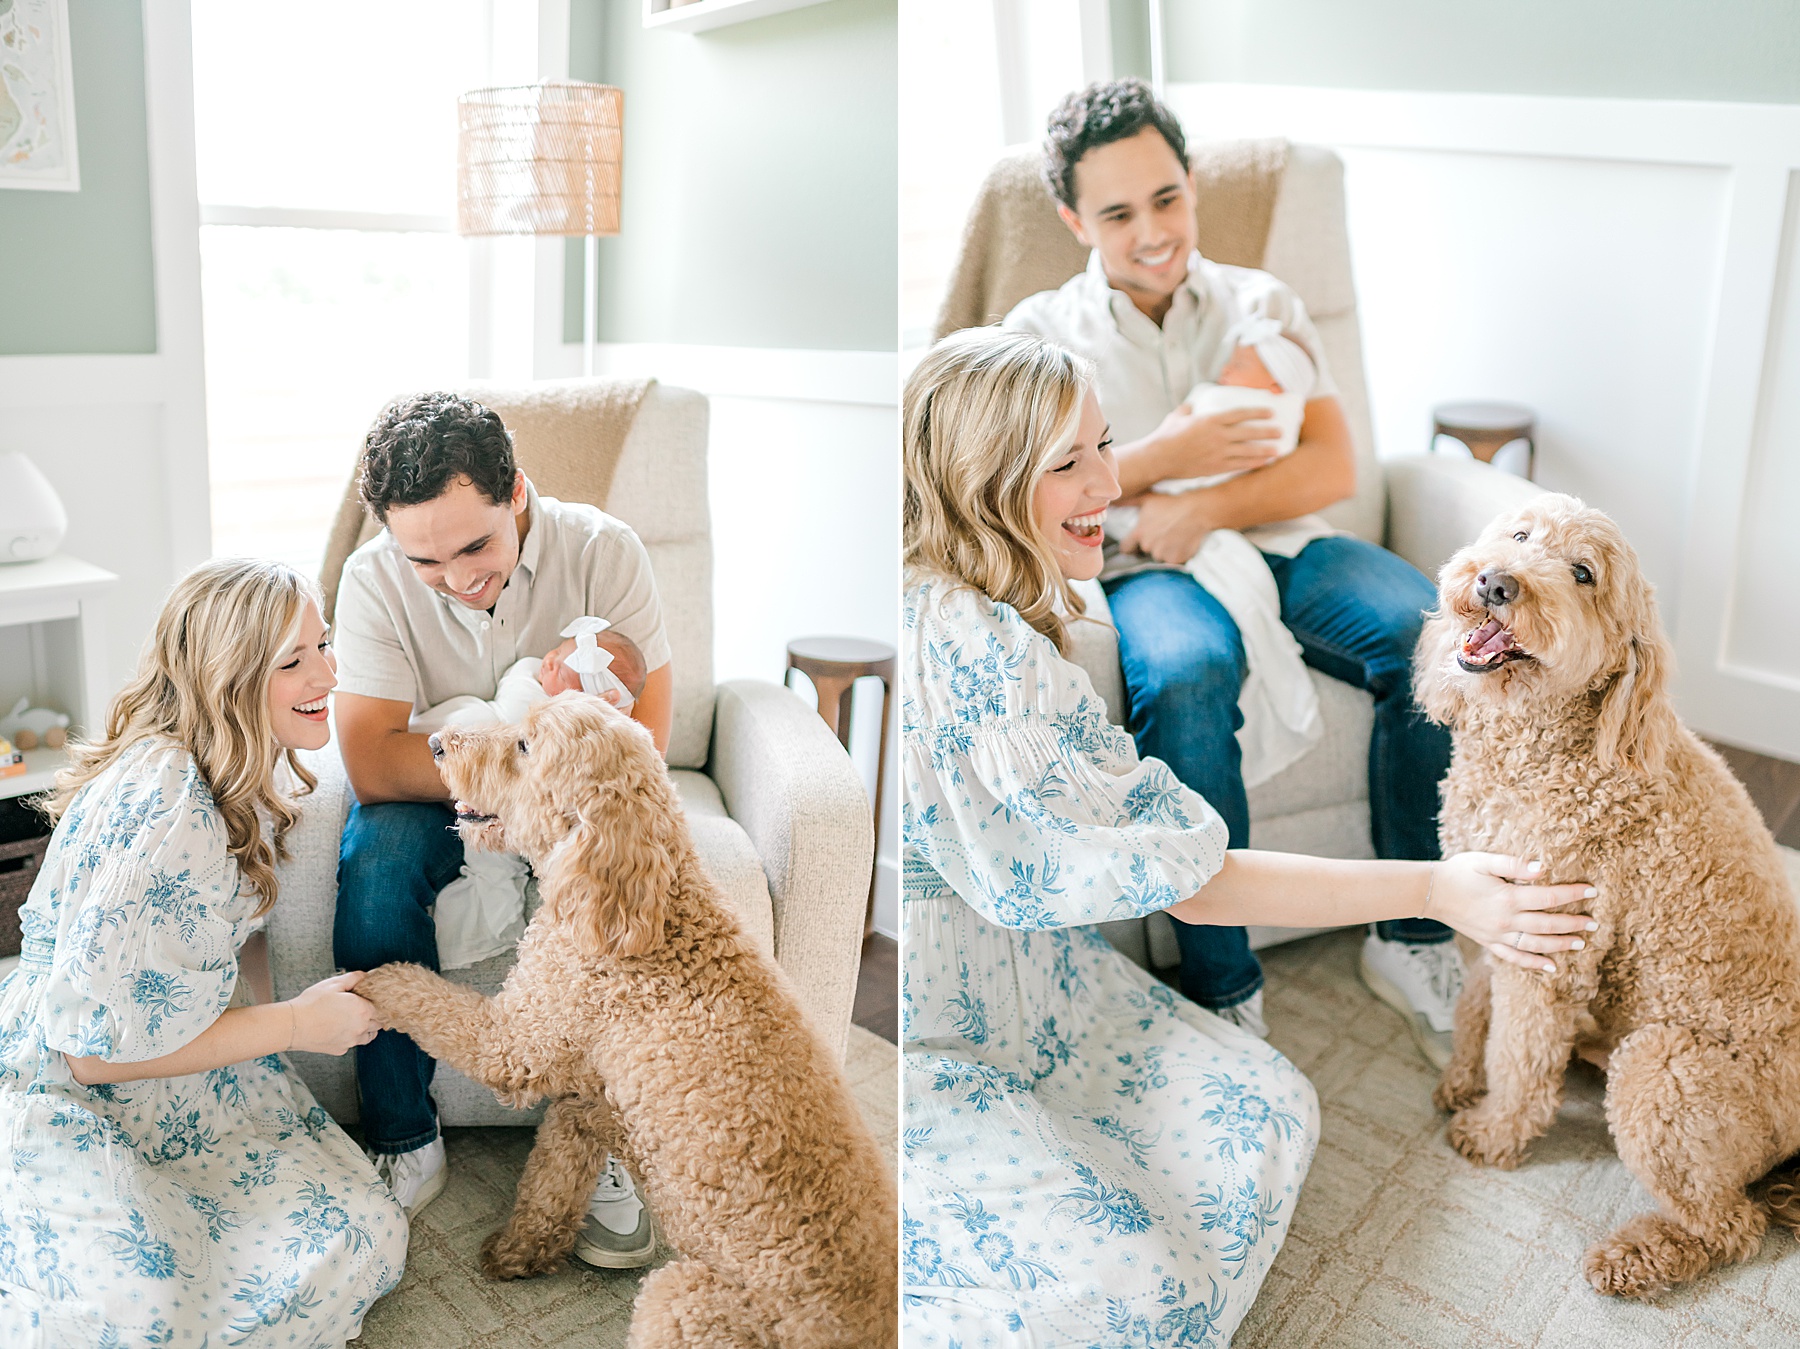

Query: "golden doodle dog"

xmin=355 ymin=694 xmax=898 ymax=1347
xmin=1414 ymin=492 xmax=1800 ymax=1299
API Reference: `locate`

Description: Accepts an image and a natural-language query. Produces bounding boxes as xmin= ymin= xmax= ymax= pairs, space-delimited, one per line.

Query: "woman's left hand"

xmin=1424 ymin=852 xmax=1597 ymax=972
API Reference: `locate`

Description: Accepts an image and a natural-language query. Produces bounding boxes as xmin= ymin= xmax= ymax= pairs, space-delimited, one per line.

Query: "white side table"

xmin=0 ymin=554 xmax=119 ymax=801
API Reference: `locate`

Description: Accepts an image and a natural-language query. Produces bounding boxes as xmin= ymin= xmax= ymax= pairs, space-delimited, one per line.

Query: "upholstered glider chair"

xmin=269 ymin=379 xmax=875 ymax=1127
xmin=937 ymin=141 xmax=1541 ymax=970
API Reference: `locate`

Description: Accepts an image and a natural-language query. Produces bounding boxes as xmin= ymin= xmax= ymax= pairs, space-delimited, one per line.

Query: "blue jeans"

xmin=1103 ymin=536 xmax=1453 ymax=1010
xmin=335 ymin=800 xmax=465 ymax=1154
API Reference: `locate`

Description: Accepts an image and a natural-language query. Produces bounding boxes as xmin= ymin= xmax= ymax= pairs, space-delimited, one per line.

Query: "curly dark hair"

xmin=1043 ymin=78 xmax=1189 ymax=210
xmin=358 ymin=392 xmax=516 ymax=523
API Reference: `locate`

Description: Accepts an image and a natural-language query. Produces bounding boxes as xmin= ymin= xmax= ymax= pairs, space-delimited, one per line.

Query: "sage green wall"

xmin=1161 ymin=0 xmax=1800 ymax=103
xmin=564 ymin=0 xmax=896 ymax=351
xmin=0 ymin=0 xmax=156 ymax=355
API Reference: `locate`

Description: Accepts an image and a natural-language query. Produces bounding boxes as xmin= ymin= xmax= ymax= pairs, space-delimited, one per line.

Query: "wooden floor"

xmin=1707 ymin=739 xmax=1800 ymax=850
xmin=851 ymin=933 xmax=898 ymax=1044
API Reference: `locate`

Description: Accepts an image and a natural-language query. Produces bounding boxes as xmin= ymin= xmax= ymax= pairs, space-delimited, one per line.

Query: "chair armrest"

xmin=1383 ymin=454 xmax=1547 ymax=580
xmin=706 ymin=678 xmax=875 ymax=1060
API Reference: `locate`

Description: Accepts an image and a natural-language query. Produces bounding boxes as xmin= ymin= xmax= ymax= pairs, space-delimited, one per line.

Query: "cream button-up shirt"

xmin=1006 ymin=249 xmax=1341 ymax=572
xmin=332 ymin=478 xmax=671 ymax=711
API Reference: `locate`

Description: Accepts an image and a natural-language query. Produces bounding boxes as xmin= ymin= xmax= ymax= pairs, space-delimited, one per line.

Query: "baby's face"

xmin=596 ymin=630 xmax=648 ymax=698
xmin=1218 ymin=344 xmax=1282 ymax=393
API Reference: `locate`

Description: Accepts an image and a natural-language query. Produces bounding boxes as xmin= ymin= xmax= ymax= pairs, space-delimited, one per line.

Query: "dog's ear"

xmin=1595 ymin=625 xmax=1674 ymax=775
xmin=541 ymin=780 xmax=680 ymax=959
xmin=1412 ymin=605 xmax=1465 ymax=725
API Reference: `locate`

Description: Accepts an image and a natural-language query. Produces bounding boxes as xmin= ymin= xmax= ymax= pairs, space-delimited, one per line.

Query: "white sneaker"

xmin=1359 ymin=933 xmax=1465 ymax=1069
xmin=572 ymin=1153 xmax=655 ymax=1269
xmin=370 ymin=1137 xmax=448 ymax=1217
xmin=1210 ymin=989 xmax=1268 ymax=1038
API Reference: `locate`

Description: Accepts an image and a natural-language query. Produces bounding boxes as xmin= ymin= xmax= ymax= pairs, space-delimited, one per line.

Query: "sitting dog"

xmin=1414 ymin=493 xmax=1800 ymax=1299
xmin=356 ymin=694 xmax=897 ymax=1347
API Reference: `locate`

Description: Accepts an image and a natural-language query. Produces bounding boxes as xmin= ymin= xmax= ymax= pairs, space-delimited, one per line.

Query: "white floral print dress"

xmin=902 ymin=575 xmax=1319 ymax=1348
xmin=0 ymin=739 xmax=406 ymax=1348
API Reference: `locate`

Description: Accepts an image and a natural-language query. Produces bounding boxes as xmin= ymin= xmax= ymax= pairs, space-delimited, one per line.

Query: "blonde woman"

xmin=901 ymin=329 xmax=1595 ymax=1346
xmin=0 ymin=559 xmax=406 ymax=1348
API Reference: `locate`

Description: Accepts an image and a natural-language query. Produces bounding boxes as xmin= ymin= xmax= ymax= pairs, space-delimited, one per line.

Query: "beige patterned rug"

xmin=356 ymin=1025 xmax=897 ymax=1348
xmin=1237 ymin=845 xmax=1800 ymax=1348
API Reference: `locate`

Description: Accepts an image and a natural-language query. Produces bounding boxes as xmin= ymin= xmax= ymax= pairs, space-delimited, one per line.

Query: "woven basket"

xmin=0 ymin=833 xmax=48 ymax=958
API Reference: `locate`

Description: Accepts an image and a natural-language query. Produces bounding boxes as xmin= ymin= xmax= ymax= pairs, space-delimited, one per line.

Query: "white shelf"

xmin=0 ymin=747 xmax=66 ymax=801
xmin=643 ymin=0 xmax=837 ymax=34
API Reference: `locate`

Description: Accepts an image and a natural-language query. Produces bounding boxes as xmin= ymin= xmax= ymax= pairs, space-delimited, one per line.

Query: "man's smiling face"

xmin=1058 ymin=124 xmax=1198 ymax=317
xmin=384 ymin=471 xmax=528 ymax=610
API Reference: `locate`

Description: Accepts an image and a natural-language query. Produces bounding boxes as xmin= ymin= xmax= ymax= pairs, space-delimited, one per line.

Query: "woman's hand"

xmin=285 ymin=971 xmax=381 ymax=1056
xmin=1151 ymin=403 xmax=1282 ymax=480
xmin=1424 ymin=853 xmax=1598 ymax=971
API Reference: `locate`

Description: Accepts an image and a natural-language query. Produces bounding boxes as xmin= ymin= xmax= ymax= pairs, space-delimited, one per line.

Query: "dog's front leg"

xmin=481 ymin=1095 xmax=618 ymax=1279
xmin=1445 ymin=967 xmax=1577 ymax=1170
xmin=357 ymin=963 xmax=541 ymax=1106
xmin=1434 ymin=955 xmax=1491 ymax=1112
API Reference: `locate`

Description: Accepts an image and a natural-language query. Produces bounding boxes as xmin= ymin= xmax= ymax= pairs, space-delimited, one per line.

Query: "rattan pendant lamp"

xmin=456 ymin=81 xmax=624 ymax=376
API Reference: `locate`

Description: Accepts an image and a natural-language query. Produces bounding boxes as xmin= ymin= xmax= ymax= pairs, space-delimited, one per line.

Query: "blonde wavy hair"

xmin=43 ymin=558 xmax=322 ymax=915
xmin=903 ymin=327 xmax=1094 ymax=651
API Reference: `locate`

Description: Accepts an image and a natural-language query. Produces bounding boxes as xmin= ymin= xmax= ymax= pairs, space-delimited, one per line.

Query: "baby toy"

xmin=0 ymin=698 xmax=69 ymax=752
xmin=0 ymin=736 xmax=22 ymax=779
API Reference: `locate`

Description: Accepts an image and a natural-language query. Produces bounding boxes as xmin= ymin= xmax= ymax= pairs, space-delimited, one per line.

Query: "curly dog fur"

xmin=356 ymin=694 xmax=898 ymax=1347
xmin=1415 ymin=493 xmax=1800 ymax=1300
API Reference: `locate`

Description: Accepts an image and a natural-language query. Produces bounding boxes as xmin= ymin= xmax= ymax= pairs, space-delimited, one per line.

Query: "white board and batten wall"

xmin=1166 ymin=82 xmax=1800 ymax=761
xmin=535 ymin=332 xmax=901 ymax=941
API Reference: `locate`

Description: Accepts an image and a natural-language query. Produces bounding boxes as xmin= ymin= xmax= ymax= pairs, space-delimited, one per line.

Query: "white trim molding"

xmin=1168 ymin=82 xmax=1800 ymax=760
xmin=549 ymin=342 xmax=897 ymax=408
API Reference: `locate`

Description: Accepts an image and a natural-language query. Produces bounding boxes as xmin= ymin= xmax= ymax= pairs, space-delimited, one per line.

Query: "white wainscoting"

xmin=1168 ymin=83 xmax=1800 ymax=760
xmin=544 ymin=339 xmax=901 ymax=939
xmin=0 ymin=2 xmax=210 ymax=704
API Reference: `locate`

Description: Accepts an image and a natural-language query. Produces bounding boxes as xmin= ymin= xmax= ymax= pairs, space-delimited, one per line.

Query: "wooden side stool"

xmin=1432 ymin=400 xmax=1536 ymax=479
xmin=785 ymin=636 xmax=897 ymax=935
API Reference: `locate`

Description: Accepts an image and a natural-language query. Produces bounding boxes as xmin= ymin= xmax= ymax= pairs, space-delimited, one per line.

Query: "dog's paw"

xmin=351 ymin=963 xmax=433 ymax=1030
xmin=479 ymin=1227 xmax=565 ymax=1281
xmin=1432 ymin=1071 xmax=1485 ymax=1114
xmin=1583 ymin=1215 xmax=1708 ymax=1300
xmin=1445 ymin=1105 xmax=1531 ymax=1170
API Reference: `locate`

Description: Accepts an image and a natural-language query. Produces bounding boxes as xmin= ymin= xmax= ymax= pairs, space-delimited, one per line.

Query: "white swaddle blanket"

xmin=407 ymin=618 xmax=641 ymax=970
xmin=409 ymin=658 xmax=546 ymax=969
xmin=1105 ymin=381 xmax=1323 ymax=787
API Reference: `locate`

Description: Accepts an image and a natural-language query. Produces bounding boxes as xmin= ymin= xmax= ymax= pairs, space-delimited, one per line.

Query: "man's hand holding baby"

xmin=1145 ymin=403 xmax=1282 ymax=483
xmin=1120 ymin=487 xmax=1220 ymax=566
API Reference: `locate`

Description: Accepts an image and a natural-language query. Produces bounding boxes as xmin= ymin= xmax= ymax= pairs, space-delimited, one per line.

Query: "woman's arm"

xmin=1169 ymin=851 xmax=1596 ymax=972
xmin=63 ymin=971 xmax=379 ymax=1087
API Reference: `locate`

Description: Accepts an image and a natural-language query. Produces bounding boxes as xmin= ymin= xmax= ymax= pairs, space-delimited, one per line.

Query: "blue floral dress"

xmin=0 ymin=739 xmax=406 ymax=1348
xmin=902 ymin=575 xmax=1319 ymax=1348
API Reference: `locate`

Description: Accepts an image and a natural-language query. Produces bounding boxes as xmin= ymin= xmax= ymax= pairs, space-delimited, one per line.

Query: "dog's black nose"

xmin=1476 ymin=569 xmax=1519 ymax=608
xmin=427 ymin=733 xmax=445 ymax=760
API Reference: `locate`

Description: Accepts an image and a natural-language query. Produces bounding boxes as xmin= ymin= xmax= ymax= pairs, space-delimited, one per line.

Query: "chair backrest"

xmin=317 ymin=379 xmax=717 ymax=770
xmin=936 ymin=140 xmax=1385 ymax=544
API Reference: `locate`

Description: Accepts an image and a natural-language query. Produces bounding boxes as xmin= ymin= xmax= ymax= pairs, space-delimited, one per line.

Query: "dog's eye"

xmin=1512 ymin=530 xmax=1529 ymax=542
xmin=1572 ymin=563 xmax=1594 ymax=586
xmin=517 ymin=739 xmax=529 ymax=755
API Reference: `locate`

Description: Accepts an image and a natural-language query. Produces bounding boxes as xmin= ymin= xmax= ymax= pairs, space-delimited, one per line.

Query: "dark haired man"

xmin=1007 ymin=80 xmax=1461 ymax=1066
xmin=330 ymin=392 xmax=669 ymax=1265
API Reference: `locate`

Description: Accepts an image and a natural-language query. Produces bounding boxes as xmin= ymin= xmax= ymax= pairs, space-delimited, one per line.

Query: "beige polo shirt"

xmin=332 ymin=478 xmax=671 ymax=711
xmin=1006 ymin=248 xmax=1341 ymax=574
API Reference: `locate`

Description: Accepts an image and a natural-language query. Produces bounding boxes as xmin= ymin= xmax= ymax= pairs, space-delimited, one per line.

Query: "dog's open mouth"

xmin=453 ymin=799 xmax=497 ymax=825
xmin=1459 ymin=617 xmax=1533 ymax=674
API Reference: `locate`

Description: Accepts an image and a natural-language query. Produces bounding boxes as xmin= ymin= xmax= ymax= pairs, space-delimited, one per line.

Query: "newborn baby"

xmin=1106 ymin=314 xmax=1317 ymax=547
xmin=409 ymin=623 xmax=647 ymax=969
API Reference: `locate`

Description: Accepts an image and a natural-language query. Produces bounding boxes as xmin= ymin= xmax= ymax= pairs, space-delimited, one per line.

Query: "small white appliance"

xmin=0 ymin=452 xmax=68 ymax=563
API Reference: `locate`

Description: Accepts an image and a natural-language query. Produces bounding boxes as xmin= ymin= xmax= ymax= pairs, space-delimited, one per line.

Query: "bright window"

xmin=191 ymin=1 xmax=490 ymax=572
